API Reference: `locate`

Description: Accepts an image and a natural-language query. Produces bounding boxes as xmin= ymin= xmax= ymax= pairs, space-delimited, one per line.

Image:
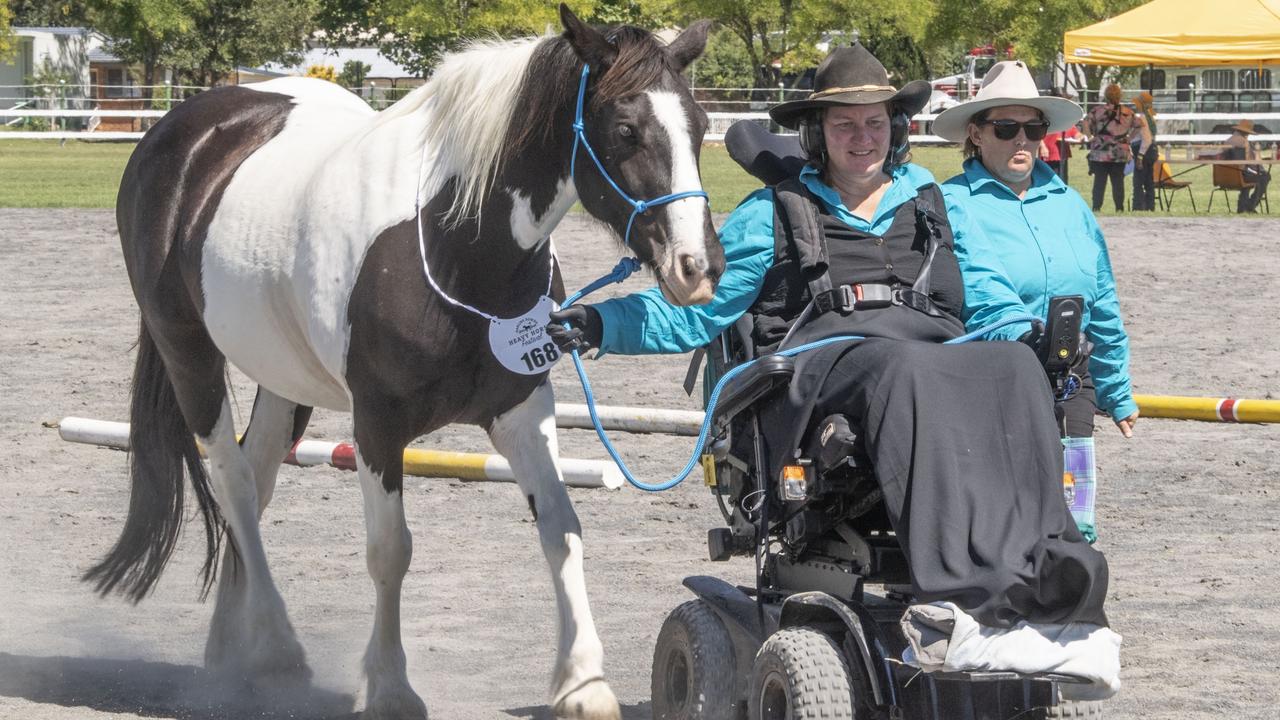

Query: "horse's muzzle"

xmin=658 ymin=250 xmax=719 ymax=306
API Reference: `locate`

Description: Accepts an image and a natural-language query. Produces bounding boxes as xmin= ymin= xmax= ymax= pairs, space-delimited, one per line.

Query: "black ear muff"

xmin=798 ymin=112 xmax=826 ymax=165
xmin=883 ymin=106 xmax=912 ymax=174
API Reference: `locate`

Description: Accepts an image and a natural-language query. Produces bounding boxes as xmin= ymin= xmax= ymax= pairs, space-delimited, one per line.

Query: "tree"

xmin=663 ymin=0 xmax=937 ymax=90
xmin=337 ymin=58 xmax=370 ymax=89
xmin=87 ymin=0 xmax=198 ymax=103
xmin=89 ymin=0 xmax=316 ymax=95
xmin=929 ymin=0 xmax=1146 ymax=94
xmin=9 ymin=0 xmax=89 ymax=26
xmin=690 ymin=26 xmax=752 ymax=90
xmin=169 ymin=0 xmax=316 ymax=88
xmin=585 ymin=0 xmax=669 ymax=27
xmin=315 ymin=0 xmax=647 ymax=77
xmin=660 ymin=0 xmax=807 ymax=89
xmin=1 ymin=4 xmax=13 ymax=60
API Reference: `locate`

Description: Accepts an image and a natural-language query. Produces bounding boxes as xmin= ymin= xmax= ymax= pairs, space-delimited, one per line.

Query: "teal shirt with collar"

xmin=942 ymin=157 xmax=1138 ymax=422
xmin=592 ymin=163 xmax=940 ymax=356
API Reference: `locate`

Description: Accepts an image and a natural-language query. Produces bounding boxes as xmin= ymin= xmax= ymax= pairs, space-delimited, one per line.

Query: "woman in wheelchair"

xmin=549 ymin=45 xmax=1108 ymax=632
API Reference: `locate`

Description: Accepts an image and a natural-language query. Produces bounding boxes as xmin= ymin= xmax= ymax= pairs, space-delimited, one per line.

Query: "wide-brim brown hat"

xmin=769 ymin=43 xmax=931 ymax=129
xmin=932 ymin=60 xmax=1083 ymax=142
xmin=1233 ymin=119 xmax=1257 ymax=134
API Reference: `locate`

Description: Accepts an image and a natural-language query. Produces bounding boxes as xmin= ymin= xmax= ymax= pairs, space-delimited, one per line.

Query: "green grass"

xmin=704 ymin=143 xmax=1248 ymax=217
xmin=0 ymin=140 xmax=135 ymax=208
xmin=0 ymin=139 xmax=1260 ymax=217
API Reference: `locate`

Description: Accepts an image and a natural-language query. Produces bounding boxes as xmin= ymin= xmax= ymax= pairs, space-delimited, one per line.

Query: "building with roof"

xmin=0 ymin=27 xmax=102 ymax=108
xmin=243 ymin=47 xmax=422 ymax=106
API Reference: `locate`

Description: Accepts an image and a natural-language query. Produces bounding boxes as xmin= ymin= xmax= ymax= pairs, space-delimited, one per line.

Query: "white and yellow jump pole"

xmin=54 ymin=394 xmax=1278 ymax=490
xmin=1133 ymin=394 xmax=1280 ymax=424
xmin=566 ymin=397 xmax=1280 ymax=429
xmin=56 ymin=417 xmax=624 ymax=489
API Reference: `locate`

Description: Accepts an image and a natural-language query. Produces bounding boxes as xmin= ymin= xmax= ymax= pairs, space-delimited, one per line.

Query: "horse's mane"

xmin=505 ymin=27 xmax=677 ymax=165
xmin=383 ymin=26 xmax=678 ymax=225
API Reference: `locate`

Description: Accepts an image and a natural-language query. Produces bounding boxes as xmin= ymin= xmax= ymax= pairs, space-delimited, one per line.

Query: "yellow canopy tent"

xmin=1064 ymin=0 xmax=1280 ymax=66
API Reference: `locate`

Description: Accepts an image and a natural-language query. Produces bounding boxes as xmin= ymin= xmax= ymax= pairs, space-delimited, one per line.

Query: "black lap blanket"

xmin=768 ymin=333 xmax=1109 ymax=628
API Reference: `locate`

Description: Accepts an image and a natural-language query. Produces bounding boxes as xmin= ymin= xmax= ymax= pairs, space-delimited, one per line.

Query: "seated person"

xmin=549 ymin=44 xmax=1108 ymax=630
xmin=1225 ymin=120 xmax=1271 ymax=213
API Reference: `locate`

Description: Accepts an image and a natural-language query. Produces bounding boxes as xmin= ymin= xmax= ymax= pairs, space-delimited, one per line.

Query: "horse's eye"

xmin=618 ymin=124 xmax=635 ymax=139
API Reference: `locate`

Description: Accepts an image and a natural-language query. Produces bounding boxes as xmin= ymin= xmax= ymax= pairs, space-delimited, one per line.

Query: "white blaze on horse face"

xmin=508 ymin=178 xmax=577 ymax=250
xmin=646 ymin=90 xmax=713 ymax=304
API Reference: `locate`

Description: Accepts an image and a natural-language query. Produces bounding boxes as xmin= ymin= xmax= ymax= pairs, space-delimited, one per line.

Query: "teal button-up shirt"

xmin=942 ymin=158 xmax=1137 ymax=421
xmin=592 ymin=163 xmax=940 ymax=356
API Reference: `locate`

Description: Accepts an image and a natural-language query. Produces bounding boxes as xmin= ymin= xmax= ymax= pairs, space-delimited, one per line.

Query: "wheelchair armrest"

xmin=710 ymin=354 xmax=795 ymax=436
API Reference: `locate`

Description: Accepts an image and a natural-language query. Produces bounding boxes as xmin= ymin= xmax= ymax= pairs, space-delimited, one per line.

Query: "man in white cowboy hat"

xmin=551 ymin=47 xmax=1111 ymax=638
xmin=1225 ymin=119 xmax=1270 ymax=213
xmin=934 ymin=59 xmax=1139 ymax=534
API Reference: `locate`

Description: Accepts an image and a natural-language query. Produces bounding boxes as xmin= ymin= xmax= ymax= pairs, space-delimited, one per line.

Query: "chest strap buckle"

xmin=814 ymin=283 xmax=896 ymax=315
xmin=849 ymin=283 xmax=894 ymax=310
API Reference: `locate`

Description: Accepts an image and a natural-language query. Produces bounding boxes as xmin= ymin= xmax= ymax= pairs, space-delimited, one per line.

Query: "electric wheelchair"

xmin=648 ymin=121 xmax=1103 ymax=720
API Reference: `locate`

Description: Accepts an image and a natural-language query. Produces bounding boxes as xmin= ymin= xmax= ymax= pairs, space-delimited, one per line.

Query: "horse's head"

xmin=560 ymin=5 xmax=725 ymax=306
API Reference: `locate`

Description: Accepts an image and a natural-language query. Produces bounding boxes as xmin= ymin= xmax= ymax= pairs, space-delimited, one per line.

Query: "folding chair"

xmin=1209 ymin=163 xmax=1269 ymax=213
xmin=1154 ymin=160 xmax=1195 ymax=212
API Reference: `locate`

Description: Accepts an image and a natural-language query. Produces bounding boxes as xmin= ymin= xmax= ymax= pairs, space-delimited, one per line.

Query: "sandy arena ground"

xmin=0 ymin=209 xmax=1277 ymax=719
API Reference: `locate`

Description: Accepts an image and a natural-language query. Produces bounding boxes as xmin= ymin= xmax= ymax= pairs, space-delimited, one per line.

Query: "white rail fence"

xmin=3 ymin=107 xmax=1280 ymax=144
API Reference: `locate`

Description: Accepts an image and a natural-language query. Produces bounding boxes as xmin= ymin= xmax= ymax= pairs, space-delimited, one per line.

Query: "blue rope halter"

xmin=570 ymin=65 xmax=709 ymax=249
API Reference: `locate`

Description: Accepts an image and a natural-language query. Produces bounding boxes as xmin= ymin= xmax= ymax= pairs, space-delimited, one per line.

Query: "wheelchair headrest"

xmin=725 ymin=120 xmax=808 ymax=186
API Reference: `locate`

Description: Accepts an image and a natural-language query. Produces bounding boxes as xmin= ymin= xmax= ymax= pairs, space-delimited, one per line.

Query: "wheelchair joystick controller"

xmin=1043 ymin=296 xmax=1087 ymax=400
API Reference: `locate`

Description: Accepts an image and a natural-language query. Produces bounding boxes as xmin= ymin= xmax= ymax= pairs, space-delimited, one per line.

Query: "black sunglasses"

xmin=980 ymin=118 xmax=1051 ymax=141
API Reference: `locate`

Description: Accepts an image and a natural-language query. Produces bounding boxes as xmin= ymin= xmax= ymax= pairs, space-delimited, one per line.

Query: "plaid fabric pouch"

xmin=1062 ymin=436 xmax=1098 ymax=543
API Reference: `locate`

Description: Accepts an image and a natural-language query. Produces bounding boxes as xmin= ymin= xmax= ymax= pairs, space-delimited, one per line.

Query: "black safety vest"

xmin=748 ymin=177 xmax=965 ymax=350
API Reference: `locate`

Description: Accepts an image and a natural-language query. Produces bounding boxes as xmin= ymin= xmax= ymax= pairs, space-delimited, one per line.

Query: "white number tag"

xmin=488 ymin=295 xmax=562 ymax=375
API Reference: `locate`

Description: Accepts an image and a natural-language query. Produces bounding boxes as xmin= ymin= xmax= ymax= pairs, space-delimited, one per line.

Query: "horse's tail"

xmin=83 ymin=320 xmax=225 ymax=603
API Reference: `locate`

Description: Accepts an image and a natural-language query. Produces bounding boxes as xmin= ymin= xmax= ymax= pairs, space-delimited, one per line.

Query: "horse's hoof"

xmin=247 ymin=644 xmax=313 ymax=690
xmin=362 ymin=683 xmax=428 ymax=720
xmin=206 ymin=627 xmax=313 ymax=689
xmin=553 ymin=678 xmax=621 ymax=720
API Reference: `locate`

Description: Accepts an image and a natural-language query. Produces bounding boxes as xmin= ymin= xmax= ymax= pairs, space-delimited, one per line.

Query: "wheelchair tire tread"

xmin=1045 ymin=699 xmax=1105 ymax=719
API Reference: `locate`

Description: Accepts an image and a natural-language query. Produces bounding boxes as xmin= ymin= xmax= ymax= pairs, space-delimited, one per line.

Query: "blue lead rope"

xmin=560 ymin=266 xmax=1040 ymax=492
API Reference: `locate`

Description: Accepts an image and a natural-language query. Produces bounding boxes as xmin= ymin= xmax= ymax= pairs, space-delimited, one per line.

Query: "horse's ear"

xmin=667 ymin=20 xmax=712 ymax=73
xmin=560 ymin=3 xmax=617 ymax=68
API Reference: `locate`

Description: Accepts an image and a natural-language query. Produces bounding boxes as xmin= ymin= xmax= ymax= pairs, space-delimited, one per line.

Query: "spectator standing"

xmin=1084 ymin=84 xmax=1145 ymax=212
xmin=1040 ymin=124 xmax=1080 ymax=178
xmin=1040 ymin=88 xmax=1081 ymax=178
xmin=1130 ymin=92 xmax=1158 ymax=211
xmin=1225 ymin=120 xmax=1271 ymax=213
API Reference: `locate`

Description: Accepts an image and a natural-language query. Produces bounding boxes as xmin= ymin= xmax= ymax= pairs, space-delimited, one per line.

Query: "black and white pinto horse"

xmin=84 ymin=6 xmax=722 ymax=718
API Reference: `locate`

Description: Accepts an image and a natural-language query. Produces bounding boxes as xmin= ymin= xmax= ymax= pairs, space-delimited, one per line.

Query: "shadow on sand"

xmin=0 ymin=652 xmax=357 ymax=719
xmin=504 ymin=700 xmax=652 ymax=720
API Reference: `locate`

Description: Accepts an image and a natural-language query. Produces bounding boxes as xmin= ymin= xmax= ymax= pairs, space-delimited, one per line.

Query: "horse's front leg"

xmin=487 ymin=380 xmax=621 ymax=720
xmin=352 ymin=416 xmax=427 ymax=720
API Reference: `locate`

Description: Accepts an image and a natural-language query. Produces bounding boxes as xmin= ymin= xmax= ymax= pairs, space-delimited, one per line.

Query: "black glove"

xmin=547 ymin=305 xmax=603 ymax=353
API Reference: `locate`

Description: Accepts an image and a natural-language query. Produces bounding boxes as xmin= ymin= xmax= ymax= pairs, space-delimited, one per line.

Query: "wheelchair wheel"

xmin=747 ymin=627 xmax=855 ymax=720
xmin=651 ymin=600 xmax=739 ymax=720
xmin=1045 ymin=700 xmax=1104 ymax=718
